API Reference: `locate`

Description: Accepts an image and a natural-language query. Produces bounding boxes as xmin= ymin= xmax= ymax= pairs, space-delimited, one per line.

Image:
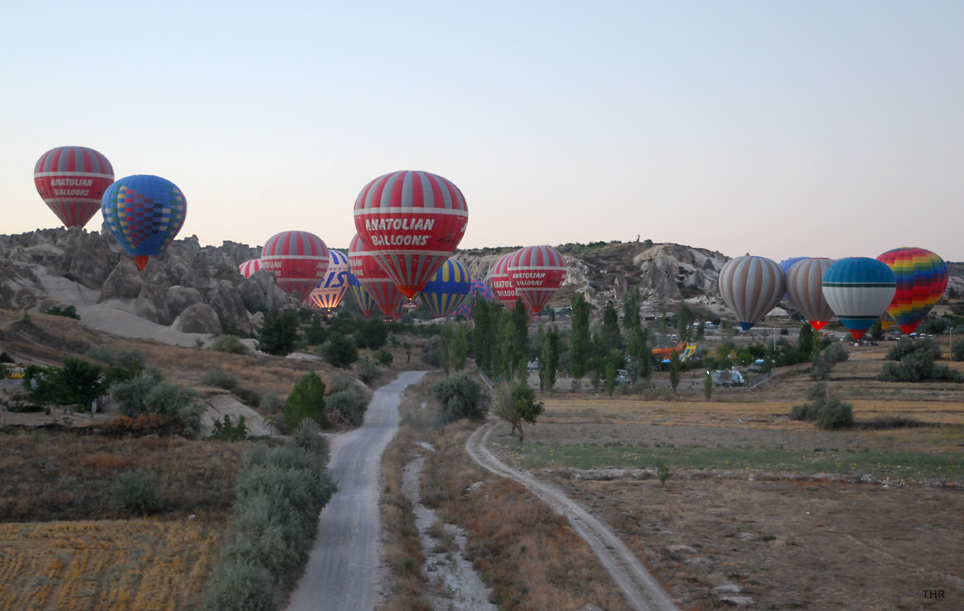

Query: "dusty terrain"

xmin=483 ymin=346 xmax=964 ymax=610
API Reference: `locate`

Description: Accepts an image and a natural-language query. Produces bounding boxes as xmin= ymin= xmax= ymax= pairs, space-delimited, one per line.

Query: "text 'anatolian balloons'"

xmin=35 ymin=146 xmax=114 ymax=228
xmin=260 ymin=231 xmax=329 ymax=303
xmin=353 ymin=170 xmax=469 ymax=299
xmin=102 ymin=175 xmax=187 ymax=270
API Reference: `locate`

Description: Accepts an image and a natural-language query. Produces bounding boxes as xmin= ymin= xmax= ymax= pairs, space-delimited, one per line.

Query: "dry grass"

xmin=421 ymin=423 xmax=634 ymax=611
xmin=0 ymin=516 xmax=223 ymax=610
xmin=0 ymin=431 xmax=244 ymax=522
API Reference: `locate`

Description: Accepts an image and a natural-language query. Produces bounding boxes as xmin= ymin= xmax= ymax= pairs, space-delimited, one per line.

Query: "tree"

xmin=868 ymin=319 xmax=885 ymax=342
xmin=60 ymin=357 xmax=108 ymax=410
xmin=569 ymin=293 xmax=591 ymax=385
xmin=798 ymin=325 xmax=814 ymax=355
xmin=438 ymin=326 xmax=453 ymax=375
xmin=493 ymin=382 xmax=544 ymax=443
xmin=258 ymin=310 xmax=300 ymax=356
xmin=622 ymin=286 xmax=640 ymax=332
xmin=627 ymin=324 xmax=650 ymax=383
xmin=472 ymin=298 xmax=496 ymax=375
xmin=678 ymin=302 xmax=695 ymax=343
xmin=539 ymin=325 xmax=560 ymax=392
xmin=604 ymin=362 xmax=616 ymax=397
xmin=601 ymin=302 xmax=621 ymax=352
xmin=432 ymin=372 xmax=490 ymax=424
xmin=355 ymin=318 xmax=389 ymax=349
xmin=22 ymin=365 xmax=66 ymax=409
xmin=510 ymin=298 xmax=530 ymax=380
xmin=284 ymin=371 xmax=327 ymax=431
xmin=322 ymin=333 xmax=359 ymax=368
xmin=589 ymin=333 xmax=605 ymax=391
xmin=452 ymin=325 xmax=469 ymax=372
xmin=669 ymin=349 xmax=681 ymax=392
xmin=695 ymin=321 xmax=705 ymax=342
xmin=704 ymin=370 xmax=713 ymax=401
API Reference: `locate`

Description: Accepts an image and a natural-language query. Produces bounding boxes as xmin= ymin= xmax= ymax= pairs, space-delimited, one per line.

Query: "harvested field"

xmin=0 ymin=516 xmax=222 ymax=610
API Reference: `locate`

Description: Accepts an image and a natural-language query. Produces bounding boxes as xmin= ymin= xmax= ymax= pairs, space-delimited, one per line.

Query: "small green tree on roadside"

xmin=284 ymin=371 xmax=327 ymax=431
xmin=432 ymin=372 xmax=490 ymax=424
xmin=704 ymin=370 xmax=713 ymax=401
xmin=493 ymin=382 xmax=544 ymax=443
xmin=669 ymin=350 xmax=681 ymax=392
xmin=321 ymin=333 xmax=359 ymax=368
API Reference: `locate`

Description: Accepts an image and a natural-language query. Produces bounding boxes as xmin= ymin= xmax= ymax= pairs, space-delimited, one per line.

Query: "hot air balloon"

xmin=718 ymin=255 xmax=785 ymax=331
xmin=353 ymin=170 xmax=469 ymax=299
xmin=347 ymin=273 xmax=379 ymax=318
xmin=260 ymin=231 xmax=329 ymax=302
xmin=822 ymin=257 xmax=896 ymax=340
xmin=453 ymin=279 xmax=498 ymax=319
xmin=779 ymin=257 xmax=808 ymax=276
xmin=309 ymin=250 xmax=350 ymax=312
xmin=489 ymin=251 xmax=523 ymax=310
xmin=35 ymin=146 xmax=114 ymax=228
xmin=880 ymin=310 xmax=896 ymax=331
xmin=239 ymin=259 xmax=261 ymax=278
xmin=348 ymin=234 xmax=406 ymax=319
xmin=102 ymin=175 xmax=187 ymax=270
xmin=420 ymin=259 xmax=472 ymax=318
xmin=507 ymin=246 xmax=567 ymax=315
xmin=876 ymin=247 xmax=948 ymax=335
xmin=786 ymin=258 xmax=836 ymax=331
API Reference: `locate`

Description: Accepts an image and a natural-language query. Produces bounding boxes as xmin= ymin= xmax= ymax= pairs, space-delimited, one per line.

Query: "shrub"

xmin=790 ymin=382 xmax=854 ymax=430
xmin=355 ymin=318 xmax=389 ymax=350
xmin=953 ymin=339 xmax=964 ymax=362
xmin=204 ymin=368 xmax=241 ymax=391
xmin=116 ymin=349 xmax=145 ymax=370
xmin=210 ymin=415 xmax=249 ymax=441
xmin=432 ymin=373 xmax=490 ymax=425
xmin=818 ymin=398 xmax=854 ymax=430
xmin=284 ymin=371 xmax=327 ymax=431
xmin=86 ymin=346 xmax=114 ymax=364
xmin=112 ymin=469 xmax=163 ymax=515
xmin=355 ymin=358 xmax=381 ymax=385
xmin=258 ymin=391 xmax=283 ymax=414
xmin=44 ymin=304 xmax=80 ymax=319
xmin=885 ymin=338 xmax=941 ymax=361
xmin=211 ymin=334 xmax=252 ymax=355
xmin=320 ymin=333 xmax=359 ymax=368
xmin=325 ymin=385 xmax=368 ymax=427
xmin=235 ymin=387 xmax=262 ymax=407
xmin=822 ymin=342 xmax=849 ymax=364
xmin=257 ymin=310 xmax=300 ymax=356
xmin=374 ymin=349 xmax=394 ymax=366
xmin=110 ymin=367 xmax=204 ymax=437
xmin=201 ymin=557 xmax=277 ymax=611
xmin=878 ymin=351 xmax=963 ymax=382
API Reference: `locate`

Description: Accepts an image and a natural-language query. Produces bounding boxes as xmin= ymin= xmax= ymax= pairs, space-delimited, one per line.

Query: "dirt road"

xmin=466 ymin=422 xmax=680 ymax=611
xmin=286 ymin=371 xmax=427 ymax=611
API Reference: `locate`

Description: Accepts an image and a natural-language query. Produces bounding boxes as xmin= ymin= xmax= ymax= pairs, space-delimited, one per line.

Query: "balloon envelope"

xmin=786 ymin=258 xmax=836 ymax=331
xmin=239 ymin=259 xmax=261 ymax=278
xmin=420 ymin=259 xmax=472 ymax=318
xmin=490 ymin=251 xmax=523 ymax=310
xmin=348 ymin=233 xmax=406 ymax=318
xmin=102 ymin=175 xmax=187 ymax=270
xmin=876 ymin=247 xmax=948 ymax=335
xmin=260 ymin=231 xmax=329 ymax=302
xmin=309 ymin=250 xmax=350 ymax=311
xmin=35 ymin=146 xmax=114 ymax=228
xmin=453 ymin=279 xmax=498 ymax=319
xmin=507 ymin=246 xmax=567 ymax=315
xmin=822 ymin=257 xmax=896 ymax=340
xmin=718 ymin=255 xmax=785 ymax=331
xmin=353 ymin=170 xmax=469 ymax=298
xmin=347 ymin=272 xmax=379 ymax=318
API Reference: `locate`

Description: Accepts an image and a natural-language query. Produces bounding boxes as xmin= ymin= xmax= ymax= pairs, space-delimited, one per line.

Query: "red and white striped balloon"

xmin=489 ymin=251 xmax=522 ymax=310
xmin=348 ymin=234 xmax=406 ymax=319
xmin=353 ymin=170 xmax=469 ymax=299
xmin=239 ymin=259 xmax=261 ymax=278
xmin=260 ymin=231 xmax=329 ymax=303
xmin=34 ymin=146 xmax=114 ymax=228
xmin=507 ymin=246 xmax=567 ymax=315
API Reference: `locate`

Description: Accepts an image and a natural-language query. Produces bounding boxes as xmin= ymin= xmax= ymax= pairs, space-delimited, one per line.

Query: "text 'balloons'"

xmin=35 ymin=146 xmax=114 ymax=228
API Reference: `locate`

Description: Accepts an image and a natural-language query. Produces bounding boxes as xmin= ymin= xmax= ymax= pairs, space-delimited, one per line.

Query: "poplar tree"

xmin=473 ymin=298 xmax=494 ymax=375
xmin=602 ymin=301 xmax=622 ymax=352
xmin=452 ymin=325 xmax=469 ymax=371
xmin=569 ymin=293 xmax=591 ymax=385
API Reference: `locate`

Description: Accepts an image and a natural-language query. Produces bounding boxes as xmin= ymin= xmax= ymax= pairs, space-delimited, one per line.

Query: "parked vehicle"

xmin=711 ymin=370 xmax=745 ymax=387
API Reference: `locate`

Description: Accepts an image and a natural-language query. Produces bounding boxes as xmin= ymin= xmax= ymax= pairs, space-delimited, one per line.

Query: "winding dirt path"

xmin=286 ymin=371 xmax=427 ymax=611
xmin=466 ymin=422 xmax=680 ymax=611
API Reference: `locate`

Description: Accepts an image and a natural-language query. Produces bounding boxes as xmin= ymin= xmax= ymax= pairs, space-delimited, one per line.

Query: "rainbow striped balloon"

xmin=420 ymin=258 xmax=472 ymax=318
xmin=876 ymin=247 xmax=947 ymax=335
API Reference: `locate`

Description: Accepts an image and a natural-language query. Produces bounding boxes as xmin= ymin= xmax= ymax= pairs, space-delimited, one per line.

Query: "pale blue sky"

xmin=2 ymin=1 xmax=962 ymax=261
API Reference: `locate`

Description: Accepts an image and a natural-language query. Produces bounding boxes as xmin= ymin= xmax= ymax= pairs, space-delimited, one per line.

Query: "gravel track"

xmin=466 ymin=422 xmax=680 ymax=611
xmin=286 ymin=371 xmax=427 ymax=611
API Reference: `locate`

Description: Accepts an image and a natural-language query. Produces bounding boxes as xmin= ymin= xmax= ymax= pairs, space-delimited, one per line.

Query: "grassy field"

xmin=0 ymin=517 xmax=222 ymax=610
xmin=482 ymin=345 xmax=964 ymax=609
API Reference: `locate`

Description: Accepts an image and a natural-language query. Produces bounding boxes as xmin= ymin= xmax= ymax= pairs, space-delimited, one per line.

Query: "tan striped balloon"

xmin=786 ymin=258 xmax=836 ymax=331
xmin=718 ymin=255 xmax=785 ymax=331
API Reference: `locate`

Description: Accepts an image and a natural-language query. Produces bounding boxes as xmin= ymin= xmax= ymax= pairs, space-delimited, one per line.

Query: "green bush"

xmin=210 ymin=334 xmax=252 ymax=355
xmin=283 ymin=372 xmax=327 ymax=431
xmin=432 ymin=372 xmax=490 ymax=425
xmin=257 ymin=310 xmax=300 ymax=356
xmin=822 ymin=342 xmax=849 ymax=364
xmin=373 ymin=349 xmax=394 ymax=366
xmin=790 ymin=382 xmax=854 ymax=430
xmin=355 ymin=358 xmax=381 ymax=385
xmin=258 ymin=391 xmax=283 ymax=414
xmin=877 ymin=351 xmax=963 ymax=382
xmin=210 ymin=415 xmax=249 ymax=441
xmin=86 ymin=346 xmax=114 ymax=364
xmin=44 ymin=304 xmax=80 ymax=320
xmin=953 ymin=339 xmax=964 ymax=362
xmin=116 ymin=350 xmax=145 ymax=370
xmin=112 ymin=469 xmax=163 ymax=515
xmin=110 ymin=367 xmax=204 ymax=437
xmin=204 ymin=368 xmax=240 ymax=391
xmin=818 ymin=398 xmax=854 ymax=430
xmin=320 ymin=333 xmax=359 ymax=368
xmin=325 ymin=385 xmax=368 ymax=427
xmin=201 ymin=556 xmax=278 ymax=611
xmin=885 ymin=338 xmax=941 ymax=361
xmin=354 ymin=318 xmax=389 ymax=350
xmin=235 ymin=387 xmax=262 ymax=408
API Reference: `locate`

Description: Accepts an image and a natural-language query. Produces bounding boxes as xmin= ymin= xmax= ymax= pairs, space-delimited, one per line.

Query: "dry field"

xmin=0 ymin=517 xmax=222 ymax=610
xmin=484 ymin=347 xmax=964 ymax=609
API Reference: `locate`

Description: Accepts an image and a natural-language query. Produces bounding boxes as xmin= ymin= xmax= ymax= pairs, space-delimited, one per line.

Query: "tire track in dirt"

xmin=466 ymin=422 xmax=679 ymax=611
